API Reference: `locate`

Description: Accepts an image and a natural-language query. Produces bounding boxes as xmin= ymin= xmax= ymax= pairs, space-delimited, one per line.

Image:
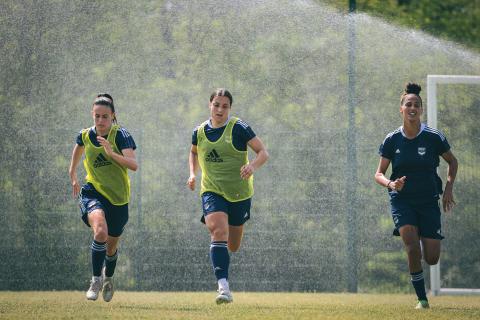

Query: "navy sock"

xmin=105 ymin=250 xmax=118 ymax=277
xmin=411 ymin=270 xmax=427 ymax=301
xmin=210 ymin=241 xmax=229 ymax=280
xmin=91 ymin=240 xmax=106 ymax=277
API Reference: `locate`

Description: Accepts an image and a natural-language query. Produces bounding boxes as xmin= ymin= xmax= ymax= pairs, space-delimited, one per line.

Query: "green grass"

xmin=0 ymin=292 xmax=479 ymax=320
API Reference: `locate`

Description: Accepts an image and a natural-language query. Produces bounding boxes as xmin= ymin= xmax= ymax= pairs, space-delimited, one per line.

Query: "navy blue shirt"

xmin=76 ymin=126 xmax=137 ymax=152
xmin=379 ymin=124 xmax=450 ymax=202
xmin=192 ymin=118 xmax=256 ymax=151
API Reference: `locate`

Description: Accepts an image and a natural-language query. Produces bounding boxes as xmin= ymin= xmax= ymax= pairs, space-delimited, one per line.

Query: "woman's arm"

xmin=441 ymin=150 xmax=458 ymax=212
xmin=97 ymin=136 xmax=138 ymax=171
xmin=240 ymin=137 xmax=269 ymax=180
xmin=375 ymin=157 xmax=406 ymax=191
xmin=69 ymin=144 xmax=85 ymax=198
xmin=187 ymin=145 xmax=199 ymax=190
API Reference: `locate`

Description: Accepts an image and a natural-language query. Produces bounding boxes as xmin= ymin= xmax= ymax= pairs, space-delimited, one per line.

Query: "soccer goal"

xmin=427 ymin=74 xmax=480 ymax=296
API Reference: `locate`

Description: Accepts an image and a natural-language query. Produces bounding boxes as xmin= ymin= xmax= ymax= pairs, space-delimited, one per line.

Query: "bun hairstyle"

xmin=405 ymin=82 xmax=421 ymax=95
xmin=400 ymin=82 xmax=422 ymax=106
xmin=93 ymin=93 xmax=117 ymax=123
xmin=210 ymin=88 xmax=233 ymax=106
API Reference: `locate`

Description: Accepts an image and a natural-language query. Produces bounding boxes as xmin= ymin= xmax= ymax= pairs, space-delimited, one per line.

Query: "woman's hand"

xmin=187 ymin=174 xmax=196 ymax=191
xmin=69 ymin=144 xmax=84 ymax=199
xmin=97 ymin=136 xmax=113 ymax=156
xmin=240 ymin=164 xmax=255 ymax=180
xmin=72 ymin=179 xmax=81 ymax=198
xmin=442 ymin=183 xmax=456 ymax=212
xmin=389 ymin=176 xmax=406 ymax=191
xmin=440 ymin=151 xmax=458 ymax=212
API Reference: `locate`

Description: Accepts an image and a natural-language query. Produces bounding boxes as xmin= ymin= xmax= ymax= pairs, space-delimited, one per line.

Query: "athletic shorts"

xmin=201 ymin=191 xmax=251 ymax=226
xmin=78 ymin=183 xmax=129 ymax=237
xmin=390 ymin=196 xmax=444 ymax=240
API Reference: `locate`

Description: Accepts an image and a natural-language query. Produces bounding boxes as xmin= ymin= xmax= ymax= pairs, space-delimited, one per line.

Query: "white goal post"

xmin=427 ymin=74 xmax=480 ymax=296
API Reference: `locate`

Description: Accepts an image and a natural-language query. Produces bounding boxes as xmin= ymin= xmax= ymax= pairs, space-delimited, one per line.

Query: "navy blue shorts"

xmin=390 ymin=196 xmax=444 ymax=240
xmin=201 ymin=192 xmax=251 ymax=226
xmin=79 ymin=183 xmax=129 ymax=237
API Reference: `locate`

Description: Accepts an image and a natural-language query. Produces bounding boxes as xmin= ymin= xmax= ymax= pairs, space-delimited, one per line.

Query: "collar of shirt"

xmin=400 ymin=123 xmax=425 ymax=138
xmin=208 ymin=116 xmax=230 ymax=129
xmin=91 ymin=126 xmax=109 ymax=139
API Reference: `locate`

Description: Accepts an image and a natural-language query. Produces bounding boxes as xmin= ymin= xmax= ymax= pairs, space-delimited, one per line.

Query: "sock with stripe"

xmin=91 ymin=240 xmax=106 ymax=277
xmin=411 ymin=270 xmax=427 ymax=301
xmin=210 ymin=241 xmax=230 ymax=282
xmin=105 ymin=250 xmax=118 ymax=277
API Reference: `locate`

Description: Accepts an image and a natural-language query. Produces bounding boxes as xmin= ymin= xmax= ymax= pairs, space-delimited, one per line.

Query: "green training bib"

xmin=82 ymin=125 xmax=130 ymax=205
xmin=197 ymin=117 xmax=254 ymax=202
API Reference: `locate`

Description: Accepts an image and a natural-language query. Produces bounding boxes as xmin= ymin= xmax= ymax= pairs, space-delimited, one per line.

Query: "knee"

xmin=93 ymin=224 xmax=108 ymax=242
xmin=403 ymin=237 xmax=421 ymax=258
xmin=405 ymin=244 xmax=421 ymax=258
xmin=424 ymin=254 xmax=439 ymax=265
xmin=228 ymin=242 xmax=241 ymax=252
xmin=210 ymin=227 xmax=228 ymax=241
xmin=400 ymin=226 xmax=420 ymax=246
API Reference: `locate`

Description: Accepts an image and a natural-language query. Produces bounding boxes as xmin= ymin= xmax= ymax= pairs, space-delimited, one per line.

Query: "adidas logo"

xmin=205 ymin=149 xmax=223 ymax=162
xmin=94 ymin=153 xmax=112 ymax=168
xmin=395 ymin=149 xmax=400 ymax=154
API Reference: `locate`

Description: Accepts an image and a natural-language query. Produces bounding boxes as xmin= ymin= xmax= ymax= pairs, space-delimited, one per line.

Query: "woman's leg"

xmin=228 ymin=225 xmax=244 ymax=252
xmin=399 ymin=225 xmax=422 ymax=272
xmin=88 ymin=209 xmax=108 ymax=277
xmin=103 ymin=202 xmax=128 ymax=279
xmin=86 ymin=209 xmax=108 ymax=300
xmin=399 ymin=225 xmax=428 ymax=304
xmin=421 ymin=237 xmax=441 ymax=265
xmin=206 ymin=211 xmax=229 ymax=242
xmin=105 ymin=236 xmax=120 ymax=277
xmin=101 ymin=235 xmax=120 ymax=302
xmin=205 ymin=212 xmax=232 ymax=303
xmin=205 ymin=212 xmax=230 ymax=281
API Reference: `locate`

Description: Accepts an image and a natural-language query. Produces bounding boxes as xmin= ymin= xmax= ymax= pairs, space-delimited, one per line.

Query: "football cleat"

xmin=415 ymin=300 xmax=430 ymax=309
xmin=101 ymin=266 xmax=114 ymax=302
xmin=86 ymin=276 xmax=103 ymax=301
xmin=102 ymin=276 xmax=114 ymax=302
xmin=216 ymin=288 xmax=233 ymax=304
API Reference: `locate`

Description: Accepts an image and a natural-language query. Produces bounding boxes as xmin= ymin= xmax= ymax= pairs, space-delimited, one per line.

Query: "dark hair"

xmin=93 ymin=93 xmax=117 ymax=123
xmin=210 ymin=88 xmax=233 ymax=106
xmin=400 ymin=82 xmax=422 ymax=106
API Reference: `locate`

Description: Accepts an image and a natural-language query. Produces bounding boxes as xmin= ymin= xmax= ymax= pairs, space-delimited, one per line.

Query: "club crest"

xmin=418 ymin=147 xmax=426 ymax=156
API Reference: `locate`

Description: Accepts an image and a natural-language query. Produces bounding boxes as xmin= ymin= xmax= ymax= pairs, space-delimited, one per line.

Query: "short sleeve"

xmin=238 ymin=124 xmax=256 ymax=143
xmin=76 ymin=130 xmax=84 ymax=146
xmin=378 ymin=135 xmax=394 ymax=160
xmin=192 ymin=128 xmax=199 ymax=146
xmin=232 ymin=120 xmax=256 ymax=151
xmin=116 ymin=127 xmax=136 ymax=151
xmin=436 ymin=131 xmax=450 ymax=155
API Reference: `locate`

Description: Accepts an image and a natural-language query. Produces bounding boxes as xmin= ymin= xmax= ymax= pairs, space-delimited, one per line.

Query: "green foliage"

xmin=320 ymin=0 xmax=480 ymax=51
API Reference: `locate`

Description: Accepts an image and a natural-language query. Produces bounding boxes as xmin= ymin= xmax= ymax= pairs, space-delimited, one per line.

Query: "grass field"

xmin=0 ymin=291 xmax=479 ymax=320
